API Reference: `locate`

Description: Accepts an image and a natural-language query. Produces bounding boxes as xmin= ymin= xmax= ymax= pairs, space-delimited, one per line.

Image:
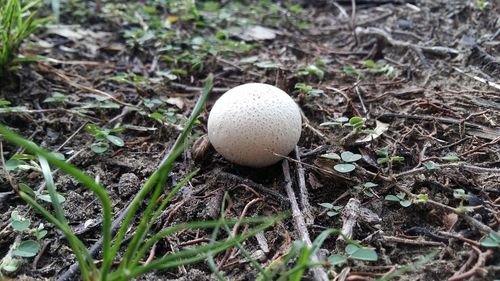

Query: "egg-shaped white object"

xmin=207 ymin=83 xmax=302 ymax=167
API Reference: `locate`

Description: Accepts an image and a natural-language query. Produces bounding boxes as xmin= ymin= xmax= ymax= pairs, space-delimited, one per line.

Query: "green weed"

xmin=0 ymin=0 xmax=48 ymax=78
xmin=0 ymin=75 xmax=280 ymax=280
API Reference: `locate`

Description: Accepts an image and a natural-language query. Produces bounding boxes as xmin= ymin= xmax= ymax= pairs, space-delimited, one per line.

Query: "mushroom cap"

xmin=207 ymin=83 xmax=302 ymax=168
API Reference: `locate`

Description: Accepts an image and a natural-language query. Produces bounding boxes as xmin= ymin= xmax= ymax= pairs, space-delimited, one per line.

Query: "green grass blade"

xmin=18 ymin=191 xmax=93 ymax=280
xmin=128 ymin=169 xmax=200 ymax=268
xmin=103 ymin=74 xmax=213 ymax=278
xmin=0 ymin=124 xmax=113 ymax=279
xmin=114 ymin=217 xmax=278 ymax=281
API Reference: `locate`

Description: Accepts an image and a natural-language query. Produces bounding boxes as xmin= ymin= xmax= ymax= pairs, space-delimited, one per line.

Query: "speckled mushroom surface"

xmin=207 ymin=83 xmax=302 ymax=168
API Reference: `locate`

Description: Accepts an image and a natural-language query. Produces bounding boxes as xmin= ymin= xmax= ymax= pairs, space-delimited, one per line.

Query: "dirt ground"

xmin=1 ymin=0 xmax=499 ymax=280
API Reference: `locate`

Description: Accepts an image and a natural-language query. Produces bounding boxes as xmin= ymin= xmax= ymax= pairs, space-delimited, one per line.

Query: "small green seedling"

xmin=294 ymin=83 xmax=324 ymax=97
xmin=85 ymin=124 xmax=125 ymax=154
xmin=321 ymin=116 xmax=366 ymax=133
xmin=319 ymin=203 xmax=343 ymax=217
xmin=297 ymin=64 xmax=324 ymax=80
xmin=329 ymin=244 xmax=378 ymax=267
xmin=376 ymin=147 xmax=404 ymax=165
xmin=363 ymin=60 xmax=398 ymax=78
xmin=0 ymin=211 xmax=46 ymax=273
xmin=5 ymin=154 xmax=40 ymax=172
xmin=19 ymin=183 xmax=65 ymax=204
xmin=343 ymin=65 xmax=363 ymax=79
xmin=82 ymin=95 xmax=120 ymax=109
xmin=0 ymin=0 xmax=48 ymax=78
xmin=452 ymin=189 xmax=476 ymax=214
xmin=353 ymin=182 xmax=378 ymax=198
xmin=385 ymin=192 xmax=412 ymax=207
xmin=480 ymin=231 xmax=500 ymax=248
xmin=150 ymin=108 xmax=178 ymax=124
xmin=321 ymin=151 xmax=362 ymax=173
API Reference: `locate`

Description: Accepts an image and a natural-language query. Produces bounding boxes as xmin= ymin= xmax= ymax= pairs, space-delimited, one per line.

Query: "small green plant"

xmin=297 ymin=63 xmax=325 ymax=80
xmin=0 ymin=75 xmax=279 ymax=281
xmin=319 ymin=203 xmax=343 ymax=217
xmin=294 ymin=83 xmax=324 ymax=97
xmin=85 ymin=124 xmax=125 ymax=154
xmin=343 ymin=65 xmax=363 ymax=79
xmin=320 ymin=116 xmax=366 ymax=133
xmin=363 ymin=60 xmax=398 ymax=78
xmin=385 ymin=192 xmax=412 ymax=207
xmin=353 ymin=182 xmax=378 ymax=198
xmin=0 ymin=0 xmax=48 ymax=78
xmin=321 ymin=151 xmax=362 ymax=173
xmin=476 ymin=0 xmax=489 ymax=10
xmin=376 ymin=147 xmax=404 ymax=165
xmin=150 ymin=108 xmax=178 ymax=124
xmin=328 ymin=243 xmax=378 ymax=267
xmin=0 ymin=211 xmax=47 ymax=274
xmin=5 ymin=153 xmax=41 ymax=172
xmin=480 ymin=231 xmax=500 ymax=248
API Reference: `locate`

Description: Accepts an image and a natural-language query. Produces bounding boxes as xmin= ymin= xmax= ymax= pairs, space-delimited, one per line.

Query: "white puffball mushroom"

xmin=207 ymin=83 xmax=302 ymax=168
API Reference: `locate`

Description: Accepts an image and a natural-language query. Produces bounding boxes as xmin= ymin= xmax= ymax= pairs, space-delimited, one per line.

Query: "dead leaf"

xmin=236 ymin=25 xmax=279 ymax=41
xmin=165 ymin=97 xmax=185 ymax=109
xmin=356 ymin=120 xmax=389 ymax=143
xmin=442 ymin=212 xmax=458 ymax=231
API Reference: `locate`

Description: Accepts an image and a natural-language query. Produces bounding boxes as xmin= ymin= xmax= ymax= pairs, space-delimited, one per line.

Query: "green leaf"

xmin=334 ymin=163 xmax=356 ymax=173
xmin=340 ymin=151 xmax=362 ymax=162
xmin=320 ymin=153 xmax=341 ymax=160
xmin=377 ymin=157 xmax=389 ymax=165
xmin=49 ymin=152 xmax=66 ymax=160
xmin=18 ymin=183 xmax=36 ymax=197
xmin=375 ymin=147 xmax=389 ymax=157
xmin=480 ymin=232 xmax=500 ymax=248
xmin=36 ymin=229 xmax=48 ymax=240
xmin=91 ymin=142 xmax=109 ymax=153
xmin=364 ymin=182 xmax=378 ymax=188
xmin=423 ymin=161 xmax=440 ymax=170
xmin=441 ymin=155 xmax=460 ymax=161
xmin=453 ymin=189 xmax=468 ymax=200
xmin=13 ymin=240 xmax=40 ymax=257
xmin=400 ymin=200 xmax=412 ymax=207
xmin=85 ymin=124 xmax=101 ymax=136
xmin=150 ymin=112 xmax=164 ymax=120
xmin=328 ymin=254 xmax=347 ymax=266
xmin=1 ymin=258 xmax=20 ymax=272
xmin=326 ymin=211 xmax=339 ymax=217
xmin=12 ymin=219 xmax=30 ymax=232
xmin=390 ymin=156 xmax=405 ymax=162
xmin=345 ymin=244 xmax=359 ymax=255
xmin=37 ymin=192 xmax=65 ymax=204
xmin=348 ymin=117 xmax=365 ymax=126
xmin=319 ymin=203 xmax=334 ymax=209
xmin=0 ymin=100 xmax=12 ymax=106
xmin=105 ymin=135 xmax=124 ymax=147
xmin=335 ymin=117 xmax=349 ymax=123
xmin=384 ymin=195 xmax=400 ymax=202
xmin=363 ymin=191 xmax=374 ymax=198
xmin=415 ymin=193 xmax=429 ymax=203
xmin=349 ymin=247 xmax=378 ymax=261
xmin=5 ymin=159 xmax=21 ymax=171
xmin=364 ymin=60 xmax=376 ymax=69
